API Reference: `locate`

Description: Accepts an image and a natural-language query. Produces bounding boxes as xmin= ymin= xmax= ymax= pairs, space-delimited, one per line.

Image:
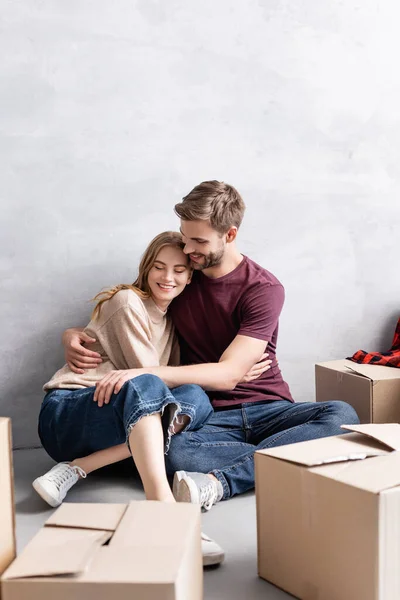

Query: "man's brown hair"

xmin=174 ymin=180 xmax=246 ymax=234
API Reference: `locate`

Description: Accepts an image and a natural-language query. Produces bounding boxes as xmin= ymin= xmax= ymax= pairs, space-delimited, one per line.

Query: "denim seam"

xmin=184 ymin=441 xmax=250 ymax=448
xmin=242 ymin=406 xmax=249 ymax=429
xmin=125 ymin=400 xmax=196 ymax=430
xmin=124 ymin=396 xmax=181 ymax=428
xmin=198 ymin=428 xmax=240 ymax=434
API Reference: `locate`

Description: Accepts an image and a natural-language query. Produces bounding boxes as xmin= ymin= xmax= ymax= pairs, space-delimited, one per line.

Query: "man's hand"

xmin=94 ymin=369 xmax=145 ymax=407
xmin=63 ymin=328 xmax=103 ymax=374
xmin=239 ymin=353 xmax=272 ymax=384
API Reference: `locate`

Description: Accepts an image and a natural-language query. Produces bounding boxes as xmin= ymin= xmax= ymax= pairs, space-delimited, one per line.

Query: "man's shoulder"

xmin=242 ymin=256 xmax=283 ymax=288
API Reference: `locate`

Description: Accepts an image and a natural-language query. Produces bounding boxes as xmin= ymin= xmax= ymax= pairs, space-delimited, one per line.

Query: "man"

xmin=64 ymin=180 xmax=359 ymax=512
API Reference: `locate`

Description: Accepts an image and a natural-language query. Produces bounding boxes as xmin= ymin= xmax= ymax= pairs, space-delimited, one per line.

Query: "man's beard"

xmin=190 ymin=246 xmax=225 ymax=270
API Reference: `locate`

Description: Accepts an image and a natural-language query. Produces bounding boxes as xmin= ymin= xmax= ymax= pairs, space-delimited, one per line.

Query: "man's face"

xmin=179 ymin=220 xmax=226 ymax=271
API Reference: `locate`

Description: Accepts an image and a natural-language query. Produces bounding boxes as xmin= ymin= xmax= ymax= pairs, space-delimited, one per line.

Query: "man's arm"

xmin=110 ymin=334 xmax=268 ymax=393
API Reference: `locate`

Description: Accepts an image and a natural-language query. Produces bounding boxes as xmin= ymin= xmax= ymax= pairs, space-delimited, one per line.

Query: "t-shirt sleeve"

xmin=96 ymin=302 xmax=160 ymax=369
xmin=238 ymin=283 xmax=285 ymax=342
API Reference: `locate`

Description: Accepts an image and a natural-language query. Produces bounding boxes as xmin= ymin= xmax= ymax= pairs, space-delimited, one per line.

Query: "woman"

xmin=34 ymin=231 xmax=215 ymax=509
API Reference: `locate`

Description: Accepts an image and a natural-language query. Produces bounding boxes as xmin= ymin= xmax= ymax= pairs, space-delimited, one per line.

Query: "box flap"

xmin=345 ymin=362 xmax=400 ymax=382
xmin=341 ymin=424 xmax=400 ymax=451
xmin=316 ymin=359 xmax=400 ymax=381
xmin=110 ymin=501 xmax=200 ymax=548
xmin=311 ymin=451 xmax=400 ymax=493
xmin=45 ymin=503 xmax=127 ymax=532
xmin=82 ymin=547 xmax=187 ymax=583
xmin=2 ymin=527 xmax=111 ymax=579
xmin=257 ymin=432 xmax=389 ymax=467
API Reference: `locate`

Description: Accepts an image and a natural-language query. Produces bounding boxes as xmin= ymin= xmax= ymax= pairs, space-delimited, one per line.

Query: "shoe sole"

xmin=173 ymin=471 xmax=200 ymax=504
xmin=202 ymin=550 xmax=225 ymax=567
xmin=32 ymin=478 xmax=61 ymax=508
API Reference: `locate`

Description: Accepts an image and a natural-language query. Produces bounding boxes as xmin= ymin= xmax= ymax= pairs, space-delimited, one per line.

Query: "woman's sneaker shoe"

xmin=32 ymin=462 xmax=87 ymax=507
xmin=201 ymin=532 xmax=225 ymax=567
xmin=173 ymin=471 xmax=223 ymax=511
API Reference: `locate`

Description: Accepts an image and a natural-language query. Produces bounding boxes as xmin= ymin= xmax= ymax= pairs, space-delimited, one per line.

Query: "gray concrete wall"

xmin=1 ymin=0 xmax=398 ymax=447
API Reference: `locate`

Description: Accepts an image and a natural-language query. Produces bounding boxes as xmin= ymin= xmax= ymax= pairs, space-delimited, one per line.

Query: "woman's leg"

xmin=38 ymin=377 xmax=212 ymax=501
xmin=127 ymin=413 xmax=174 ymax=501
xmin=70 ymin=414 xmax=178 ymax=501
xmin=70 ymin=443 xmax=130 ymax=474
xmin=70 ymin=392 xmax=196 ymax=499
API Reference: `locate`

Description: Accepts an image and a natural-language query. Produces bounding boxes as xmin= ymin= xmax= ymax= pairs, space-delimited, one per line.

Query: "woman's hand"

xmin=94 ymin=369 xmax=145 ymax=407
xmin=63 ymin=328 xmax=102 ymax=374
xmin=239 ymin=353 xmax=272 ymax=384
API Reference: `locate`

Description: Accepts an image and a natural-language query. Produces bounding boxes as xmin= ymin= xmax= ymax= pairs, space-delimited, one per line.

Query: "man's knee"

xmin=326 ymin=400 xmax=360 ymax=425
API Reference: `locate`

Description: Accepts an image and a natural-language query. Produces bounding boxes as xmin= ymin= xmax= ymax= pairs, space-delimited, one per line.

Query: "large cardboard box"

xmin=315 ymin=359 xmax=400 ymax=423
xmin=255 ymin=424 xmax=400 ymax=600
xmin=1 ymin=501 xmax=202 ymax=600
xmin=0 ymin=418 xmax=16 ymax=590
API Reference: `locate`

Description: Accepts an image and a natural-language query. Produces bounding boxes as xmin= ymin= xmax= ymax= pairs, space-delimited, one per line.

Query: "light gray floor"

xmin=13 ymin=448 xmax=294 ymax=600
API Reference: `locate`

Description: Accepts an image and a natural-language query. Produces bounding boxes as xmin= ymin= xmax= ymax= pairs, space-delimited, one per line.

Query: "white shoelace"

xmin=199 ymin=481 xmax=218 ymax=511
xmin=48 ymin=463 xmax=87 ymax=493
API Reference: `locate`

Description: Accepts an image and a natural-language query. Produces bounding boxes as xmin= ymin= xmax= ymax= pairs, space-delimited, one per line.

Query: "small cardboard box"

xmin=315 ymin=359 xmax=400 ymax=423
xmin=1 ymin=501 xmax=202 ymax=600
xmin=0 ymin=418 xmax=16 ymax=592
xmin=255 ymin=423 xmax=400 ymax=600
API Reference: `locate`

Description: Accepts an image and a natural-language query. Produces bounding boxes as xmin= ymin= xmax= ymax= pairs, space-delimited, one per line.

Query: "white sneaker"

xmin=32 ymin=462 xmax=87 ymax=507
xmin=173 ymin=470 xmax=223 ymax=511
xmin=201 ymin=532 xmax=225 ymax=567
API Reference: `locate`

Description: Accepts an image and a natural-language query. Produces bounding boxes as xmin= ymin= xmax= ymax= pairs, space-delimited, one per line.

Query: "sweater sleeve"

xmin=95 ymin=302 xmax=161 ymax=369
xmin=168 ymin=335 xmax=181 ymax=366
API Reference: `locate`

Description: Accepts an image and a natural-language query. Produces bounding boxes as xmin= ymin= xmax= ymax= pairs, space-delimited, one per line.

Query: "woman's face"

xmin=147 ymin=245 xmax=191 ymax=310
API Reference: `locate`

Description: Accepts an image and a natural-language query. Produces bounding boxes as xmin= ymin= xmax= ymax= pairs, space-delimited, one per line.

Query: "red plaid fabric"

xmin=347 ymin=318 xmax=400 ymax=368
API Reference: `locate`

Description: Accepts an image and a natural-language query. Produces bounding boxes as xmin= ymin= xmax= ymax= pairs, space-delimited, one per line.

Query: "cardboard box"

xmin=315 ymin=359 xmax=400 ymax=423
xmin=255 ymin=423 xmax=400 ymax=600
xmin=1 ymin=501 xmax=202 ymax=600
xmin=0 ymin=418 xmax=16 ymax=591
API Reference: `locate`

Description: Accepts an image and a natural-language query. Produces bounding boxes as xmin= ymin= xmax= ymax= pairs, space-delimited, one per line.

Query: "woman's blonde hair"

xmin=91 ymin=231 xmax=185 ymax=320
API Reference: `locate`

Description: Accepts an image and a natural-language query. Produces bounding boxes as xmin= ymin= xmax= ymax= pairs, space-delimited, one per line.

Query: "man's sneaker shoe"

xmin=201 ymin=532 xmax=225 ymax=567
xmin=32 ymin=462 xmax=87 ymax=507
xmin=173 ymin=470 xmax=223 ymax=511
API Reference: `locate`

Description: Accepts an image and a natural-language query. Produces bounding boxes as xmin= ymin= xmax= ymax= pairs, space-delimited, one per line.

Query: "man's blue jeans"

xmin=38 ymin=374 xmax=213 ymax=463
xmin=165 ymin=399 xmax=359 ymax=499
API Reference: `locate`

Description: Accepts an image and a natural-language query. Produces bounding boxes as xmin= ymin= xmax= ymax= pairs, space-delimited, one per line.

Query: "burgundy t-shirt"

xmin=169 ymin=255 xmax=294 ymax=408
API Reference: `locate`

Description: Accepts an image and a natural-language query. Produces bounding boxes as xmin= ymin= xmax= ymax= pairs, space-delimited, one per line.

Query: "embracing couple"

xmin=33 ymin=180 xmax=359 ymax=566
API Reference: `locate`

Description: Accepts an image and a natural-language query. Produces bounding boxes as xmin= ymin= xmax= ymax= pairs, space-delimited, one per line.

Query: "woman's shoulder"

xmin=95 ymin=288 xmax=148 ymax=324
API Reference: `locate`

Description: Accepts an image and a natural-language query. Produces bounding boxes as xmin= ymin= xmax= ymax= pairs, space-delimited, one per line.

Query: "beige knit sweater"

xmin=44 ymin=289 xmax=179 ymax=391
